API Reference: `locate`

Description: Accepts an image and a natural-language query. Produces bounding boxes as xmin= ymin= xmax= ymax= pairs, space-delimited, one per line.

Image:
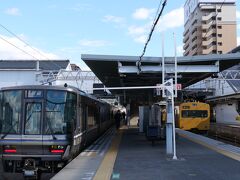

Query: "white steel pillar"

xmin=166 ymin=98 xmax=173 ymax=154
xmin=164 ymin=79 xmax=177 ymax=159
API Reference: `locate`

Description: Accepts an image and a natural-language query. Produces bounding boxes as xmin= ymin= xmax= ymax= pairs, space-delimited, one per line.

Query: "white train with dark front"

xmin=0 ymin=85 xmax=114 ymax=178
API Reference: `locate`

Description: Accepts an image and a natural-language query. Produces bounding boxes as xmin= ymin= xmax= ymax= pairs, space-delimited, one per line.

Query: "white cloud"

xmin=128 ymin=26 xmax=147 ymax=35
xmin=0 ymin=34 xmax=59 ymax=60
xmin=5 ymin=8 xmax=21 ymax=16
xmin=69 ymin=3 xmax=92 ymax=12
xmin=102 ymin=15 xmax=126 ymax=28
xmin=79 ymin=39 xmax=110 ymax=47
xmin=132 ymin=8 xmax=155 ymax=20
xmin=157 ymin=7 xmax=184 ymax=32
xmin=127 ymin=25 xmax=151 ymax=43
xmin=128 ymin=7 xmax=184 ymax=44
xmin=127 ymin=25 xmax=150 ymax=44
xmin=237 ymin=37 xmax=240 ymax=46
xmin=237 ymin=10 xmax=240 ymax=19
xmin=103 ymin=15 xmax=125 ymax=23
xmin=177 ymin=45 xmax=184 ymax=55
xmin=134 ymin=35 xmax=147 ymax=43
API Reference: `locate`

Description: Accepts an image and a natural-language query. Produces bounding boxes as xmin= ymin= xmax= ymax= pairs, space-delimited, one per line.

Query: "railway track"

xmin=206 ymin=123 xmax=240 ymax=147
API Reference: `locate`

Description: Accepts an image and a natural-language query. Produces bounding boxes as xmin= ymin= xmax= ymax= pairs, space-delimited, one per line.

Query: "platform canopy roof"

xmin=81 ymin=53 xmax=240 ymax=102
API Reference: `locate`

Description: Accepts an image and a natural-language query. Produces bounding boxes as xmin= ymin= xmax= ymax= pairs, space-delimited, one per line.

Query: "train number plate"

xmin=24 ymin=170 xmax=35 ymax=176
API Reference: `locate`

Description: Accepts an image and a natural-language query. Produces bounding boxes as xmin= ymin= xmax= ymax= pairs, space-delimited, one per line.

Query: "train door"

xmin=21 ymin=90 xmax=43 ymax=155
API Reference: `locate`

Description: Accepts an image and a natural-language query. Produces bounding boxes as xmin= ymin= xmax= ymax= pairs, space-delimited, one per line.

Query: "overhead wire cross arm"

xmin=136 ymin=0 xmax=167 ymax=73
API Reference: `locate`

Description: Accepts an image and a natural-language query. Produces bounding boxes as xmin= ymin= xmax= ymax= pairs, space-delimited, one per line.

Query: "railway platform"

xmin=52 ymin=119 xmax=240 ymax=180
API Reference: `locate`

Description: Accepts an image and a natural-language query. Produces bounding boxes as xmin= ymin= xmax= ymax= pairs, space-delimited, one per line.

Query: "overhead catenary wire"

xmin=0 ymin=35 xmax=39 ymax=60
xmin=137 ymin=0 xmax=167 ymax=72
xmin=0 ymin=23 xmax=63 ymax=69
xmin=0 ymin=23 xmax=51 ymax=61
xmin=152 ymin=0 xmax=164 ymax=25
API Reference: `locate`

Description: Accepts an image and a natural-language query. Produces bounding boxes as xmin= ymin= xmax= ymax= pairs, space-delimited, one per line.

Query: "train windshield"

xmin=0 ymin=90 xmax=22 ymax=134
xmin=45 ymin=90 xmax=77 ymax=135
xmin=182 ymin=110 xmax=208 ymax=118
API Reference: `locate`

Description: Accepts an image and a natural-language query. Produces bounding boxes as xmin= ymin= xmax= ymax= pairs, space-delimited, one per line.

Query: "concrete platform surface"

xmin=112 ymin=127 xmax=240 ymax=180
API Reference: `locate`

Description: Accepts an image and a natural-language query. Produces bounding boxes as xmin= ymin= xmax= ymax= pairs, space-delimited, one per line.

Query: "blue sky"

xmin=0 ymin=0 xmax=239 ymax=70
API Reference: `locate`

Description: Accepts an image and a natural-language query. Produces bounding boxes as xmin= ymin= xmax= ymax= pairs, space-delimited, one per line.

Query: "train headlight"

xmin=50 ymin=145 xmax=65 ymax=153
xmin=4 ymin=145 xmax=17 ymax=153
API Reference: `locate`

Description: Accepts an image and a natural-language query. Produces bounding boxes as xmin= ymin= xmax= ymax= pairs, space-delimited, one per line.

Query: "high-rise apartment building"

xmin=183 ymin=0 xmax=237 ymax=56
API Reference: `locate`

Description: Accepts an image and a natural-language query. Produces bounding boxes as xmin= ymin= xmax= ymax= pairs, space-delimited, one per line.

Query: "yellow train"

xmin=177 ymin=102 xmax=210 ymax=131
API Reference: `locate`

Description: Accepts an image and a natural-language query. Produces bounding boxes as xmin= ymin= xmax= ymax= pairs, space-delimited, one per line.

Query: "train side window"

xmin=45 ymin=90 xmax=77 ymax=135
xmin=81 ymin=105 xmax=87 ymax=131
xmin=182 ymin=110 xmax=208 ymax=118
xmin=0 ymin=92 xmax=2 ymax=131
xmin=87 ymin=105 xmax=97 ymax=128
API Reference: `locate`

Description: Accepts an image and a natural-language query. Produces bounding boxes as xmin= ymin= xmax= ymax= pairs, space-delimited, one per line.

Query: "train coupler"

xmin=23 ymin=158 xmax=39 ymax=178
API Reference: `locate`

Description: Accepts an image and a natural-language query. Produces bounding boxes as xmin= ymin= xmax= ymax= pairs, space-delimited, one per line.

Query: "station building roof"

xmin=0 ymin=60 xmax=70 ymax=71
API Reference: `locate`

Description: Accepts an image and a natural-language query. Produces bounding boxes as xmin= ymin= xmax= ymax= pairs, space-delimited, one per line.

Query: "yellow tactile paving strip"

xmin=179 ymin=133 xmax=240 ymax=162
xmin=93 ymin=127 xmax=125 ymax=180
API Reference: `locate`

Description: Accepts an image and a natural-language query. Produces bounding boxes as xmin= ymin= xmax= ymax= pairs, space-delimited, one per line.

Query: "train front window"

xmin=25 ymin=90 xmax=43 ymax=98
xmin=0 ymin=90 xmax=22 ymax=134
xmin=182 ymin=110 xmax=208 ymax=118
xmin=24 ymin=103 xmax=41 ymax=135
xmin=45 ymin=90 xmax=77 ymax=135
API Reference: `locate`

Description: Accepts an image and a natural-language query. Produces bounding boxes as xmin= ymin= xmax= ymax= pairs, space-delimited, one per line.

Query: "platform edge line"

xmin=93 ymin=130 xmax=123 ymax=180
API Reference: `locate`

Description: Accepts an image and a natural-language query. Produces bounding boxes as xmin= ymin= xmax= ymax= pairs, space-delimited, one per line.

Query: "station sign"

xmin=156 ymin=83 xmax=182 ymax=96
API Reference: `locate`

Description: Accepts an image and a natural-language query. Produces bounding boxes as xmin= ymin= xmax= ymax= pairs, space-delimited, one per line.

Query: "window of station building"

xmin=218 ymin=42 xmax=222 ymax=46
xmin=212 ymin=33 xmax=216 ymax=37
xmin=218 ymin=51 xmax=223 ymax=54
xmin=212 ymin=50 xmax=217 ymax=54
xmin=192 ymin=37 xmax=197 ymax=42
xmin=191 ymin=28 xmax=197 ymax=34
xmin=212 ymin=41 xmax=217 ymax=45
xmin=192 ymin=19 xmax=197 ymax=26
xmin=217 ymin=9 xmax=221 ymax=12
xmin=218 ymin=34 xmax=222 ymax=38
xmin=192 ymin=52 xmax=198 ymax=56
xmin=217 ymin=17 xmax=222 ymax=21
xmin=217 ymin=25 xmax=222 ymax=29
xmin=184 ymin=51 xmax=190 ymax=56
xmin=192 ymin=44 xmax=197 ymax=50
